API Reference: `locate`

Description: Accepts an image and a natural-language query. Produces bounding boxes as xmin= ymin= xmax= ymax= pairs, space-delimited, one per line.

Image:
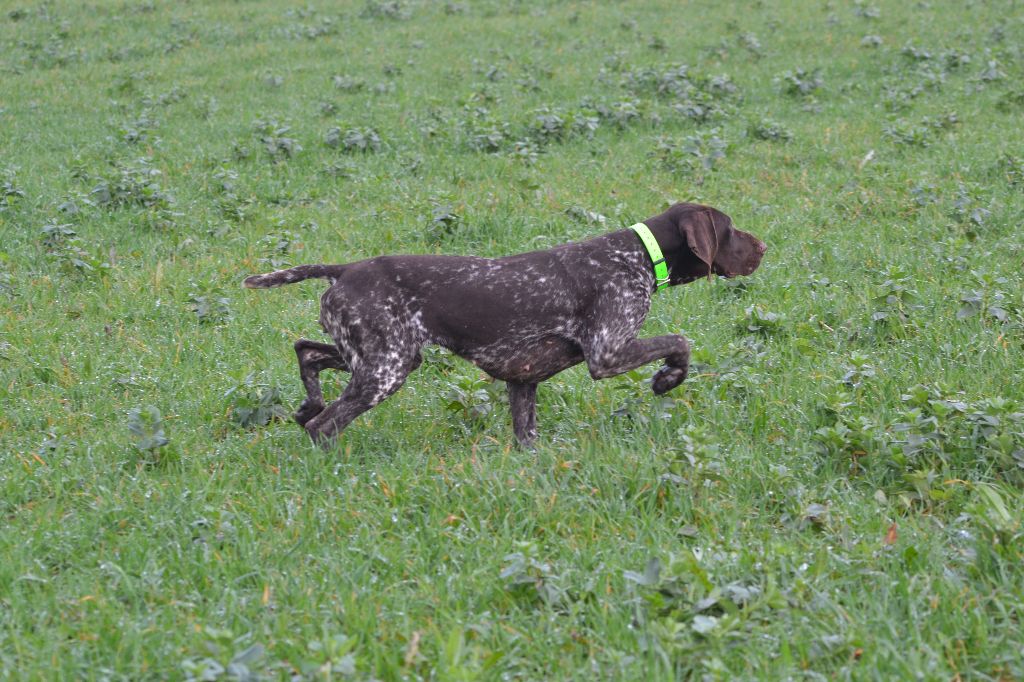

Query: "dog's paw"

xmin=294 ymin=400 xmax=325 ymax=427
xmin=651 ymin=365 xmax=688 ymax=395
xmin=513 ymin=433 xmax=538 ymax=451
xmin=303 ymin=422 xmax=333 ymax=448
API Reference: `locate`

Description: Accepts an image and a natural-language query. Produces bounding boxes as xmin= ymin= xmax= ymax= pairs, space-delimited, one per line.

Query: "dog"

xmin=244 ymin=202 xmax=766 ymax=447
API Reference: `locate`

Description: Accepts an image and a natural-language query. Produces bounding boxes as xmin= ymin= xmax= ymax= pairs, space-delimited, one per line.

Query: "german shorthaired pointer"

xmin=244 ymin=202 xmax=765 ymax=448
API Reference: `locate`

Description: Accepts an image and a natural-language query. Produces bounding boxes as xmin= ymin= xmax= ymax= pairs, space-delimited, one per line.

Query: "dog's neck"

xmin=629 ymin=223 xmax=670 ymax=292
xmin=639 ymin=212 xmax=693 ymax=285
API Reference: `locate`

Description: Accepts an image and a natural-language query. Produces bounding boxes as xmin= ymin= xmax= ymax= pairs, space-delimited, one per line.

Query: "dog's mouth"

xmin=744 ymin=253 xmax=765 ymax=275
xmin=715 ymin=259 xmax=761 ymax=279
xmin=712 ymin=264 xmax=737 ymax=279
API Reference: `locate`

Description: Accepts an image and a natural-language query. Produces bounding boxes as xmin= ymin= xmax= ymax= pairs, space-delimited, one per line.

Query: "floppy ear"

xmin=679 ymin=210 xmax=718 ymax=279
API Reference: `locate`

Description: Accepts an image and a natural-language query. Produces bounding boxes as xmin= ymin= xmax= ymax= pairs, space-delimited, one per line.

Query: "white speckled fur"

xmin=245 ymin=203 xmax=766 ymax=447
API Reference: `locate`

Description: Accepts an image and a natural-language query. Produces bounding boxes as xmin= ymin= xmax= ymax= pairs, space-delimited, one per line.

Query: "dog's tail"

xmin=243 ymin=264 xmax=348 ymax=289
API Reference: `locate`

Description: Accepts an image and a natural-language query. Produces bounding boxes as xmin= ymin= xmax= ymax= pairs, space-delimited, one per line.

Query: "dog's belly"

xmin=457 ymin=335 xmax=583 ymax=383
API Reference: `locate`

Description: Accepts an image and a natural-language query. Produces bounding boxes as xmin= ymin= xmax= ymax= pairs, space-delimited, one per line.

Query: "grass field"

xmin=2 ymin=0 xmax=1023 ymax=678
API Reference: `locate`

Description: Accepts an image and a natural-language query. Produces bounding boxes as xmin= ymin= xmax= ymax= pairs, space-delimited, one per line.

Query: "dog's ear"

xmin=679 ymin=210 xmax=718 ymax=279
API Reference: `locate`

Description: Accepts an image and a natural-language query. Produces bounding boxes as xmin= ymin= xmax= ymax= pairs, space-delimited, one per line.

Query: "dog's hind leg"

xmin=303 ymin=348 xmax=420 ymax=448
xmin=293 ymin=339 xmax=350 ymax=427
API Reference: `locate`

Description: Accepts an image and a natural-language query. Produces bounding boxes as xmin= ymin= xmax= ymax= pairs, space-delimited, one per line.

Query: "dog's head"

xmin=660 ymin=203 xmax=766 ymax=283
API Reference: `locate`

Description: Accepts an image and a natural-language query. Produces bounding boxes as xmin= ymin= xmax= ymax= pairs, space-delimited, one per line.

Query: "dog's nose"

xmin=755 ymin=240 xmax=767 ymax=255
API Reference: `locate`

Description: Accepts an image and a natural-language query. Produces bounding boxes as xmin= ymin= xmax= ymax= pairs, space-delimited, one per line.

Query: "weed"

xmin=501 ymin=540 xmax=565 ymax=606
xmin=211 ymin=167 xmax=251 ymax=222
xmin=883 ymin=120 xmax=933 ymax=147
xmin=39 ymin=221 xmax=112 ymax=276
xmin=332 ymin=74 xmax=366 ymax=92
xmin=854 ymin=1 xmax=881 ymax=19
xmin=0 ymin=268 xmax=12 ymax=297
xmin=957 ymin=272 xmax=1014 ymax=325
xmin=748 ymin=117 xmax=793 ymax=142
xmin=814 ymin=414 xmax=878 ymax=461
xmin=117 ymin=110 xmax=160 ymax=144
xmin=742 ymin=304 xmax=785 ymax=335
xmin=0 ymin=167 xmax=26 ymax=211
xmin=361 ymin=0 xmax=411 ymax=21
xmin=188 ymin=286 xmax=232 ymax=324
xmin=665 ymin=424 xmax=726 ymax=483
xmin=321 ymin=159 xmax=357 ymax=179
xmin=999 ymin=154 xmax=1024 ymax=187
xmin=425 ymin=202 xmax=462 ymax=242
xmin=578 ymin=97 xmax=641 ymax=129
xmin=181 ymin=628 xmax=267 ymax=681
xmin=274 ymin=13 xmax=338 ymax=41
xmin=296 ymin=633 xmax=358 ymax=678
xmin=529 ymin=106 xmax=599 ymax=144
xmin=776 ymin=68 xmax=824 ymax=97
xmin=508 ymin=137 xmax=541 ymax=163
xmin=325 ymin=126 xmax=382 ymax=153
xmin=252 ymin=117 xmax=303 ymax=161
xmin=949 ymin=183 xmax=991 ymax=229
xmin=975 ymin=60 xmax=1005 ymax=83
xmin=565 ymin=205 xmax=608 ymax=227
xmin=89 ymin=158 xmax=174 ymax=209
xmin=870 ymin=267 xmax=921 ymax=332
xmin=257 ymin=229 xmax=302 ymax=268
xmin=996 ymin=89 xmax=1024 ymax=112
xmin=471 ymin=126 xmax=509 ymax=153
xmin=738 ymin=31 xmax=764 ymax=58
xmin=126 ymin=404 xmax=175 ymax=466
xmin=443 ymin=374 xmax=502 ymax=428
xmin=224 ymin=373 xmax=289 ymax=428
xmin=655 ymin=130 xmax=727 ymax=175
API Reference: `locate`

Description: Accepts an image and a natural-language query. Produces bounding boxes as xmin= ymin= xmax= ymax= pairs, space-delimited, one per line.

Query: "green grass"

xmin=2 ymin=0 xmax=1023 ymax=678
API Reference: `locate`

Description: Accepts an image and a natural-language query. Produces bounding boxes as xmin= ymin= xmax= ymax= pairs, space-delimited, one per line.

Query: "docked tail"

xmin=243 ymin=264 xmax=348 ymax=289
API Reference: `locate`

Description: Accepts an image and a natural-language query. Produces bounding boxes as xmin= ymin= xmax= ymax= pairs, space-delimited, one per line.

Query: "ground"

xmin=0 ymin=0 xmax=1022 ymax=679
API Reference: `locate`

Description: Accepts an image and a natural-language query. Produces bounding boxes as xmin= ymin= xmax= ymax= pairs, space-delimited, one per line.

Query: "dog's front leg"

xmin=584 ymin=335 xmax=690 ymax=394
xmin=507 ymin=381 xmax=538 ymax=447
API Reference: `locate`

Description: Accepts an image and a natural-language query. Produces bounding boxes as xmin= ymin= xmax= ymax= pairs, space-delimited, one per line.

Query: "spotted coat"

xmin=244 ymin=202 xmax=767 ymax=447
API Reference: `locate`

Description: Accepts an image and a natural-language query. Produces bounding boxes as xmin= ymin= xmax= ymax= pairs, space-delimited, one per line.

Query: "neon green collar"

xmin=629 ymin=223 xmax=670 ymax=292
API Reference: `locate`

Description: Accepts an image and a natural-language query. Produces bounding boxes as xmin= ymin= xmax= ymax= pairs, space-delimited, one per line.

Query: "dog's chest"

xmin=451 ymin=245 xmax=654 ymax=381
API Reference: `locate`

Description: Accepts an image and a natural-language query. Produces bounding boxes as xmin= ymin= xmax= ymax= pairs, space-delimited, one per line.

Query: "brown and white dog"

xmin=244 ymin=203 xmax=766 ymax=447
